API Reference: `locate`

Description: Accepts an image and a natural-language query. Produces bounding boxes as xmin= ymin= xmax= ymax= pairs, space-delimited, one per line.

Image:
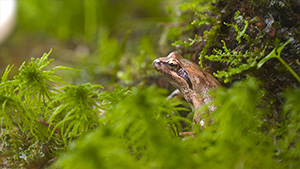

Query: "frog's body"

xmin=153 ymin=52 xmax=220 ymax=125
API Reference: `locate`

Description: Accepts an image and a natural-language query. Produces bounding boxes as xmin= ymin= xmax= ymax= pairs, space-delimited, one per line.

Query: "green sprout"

xmin=224 ymin=11 xmax=249 ymax=43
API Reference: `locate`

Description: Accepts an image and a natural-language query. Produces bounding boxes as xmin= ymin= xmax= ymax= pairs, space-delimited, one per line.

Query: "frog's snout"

xmin=153 ymin=58 xmax=168 ymax=73
xmin=152 ymin=59 xmax=161 ymax=69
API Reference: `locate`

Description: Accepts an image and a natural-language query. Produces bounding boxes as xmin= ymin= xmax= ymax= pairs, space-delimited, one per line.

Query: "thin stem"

xmin=277 ymin=57 xmax=300 ymax=83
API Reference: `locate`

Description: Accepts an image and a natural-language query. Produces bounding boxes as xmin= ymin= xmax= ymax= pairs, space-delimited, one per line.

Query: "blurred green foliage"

xmin=51 ymin=78 xmax=300 ymax=169
xmin=1 ymin=0 xmax=179 ymax=87
xmin=18 ymin=0 xmax=167 ymax=41
xmin=0 ymin=0 xmax=299 ymax=168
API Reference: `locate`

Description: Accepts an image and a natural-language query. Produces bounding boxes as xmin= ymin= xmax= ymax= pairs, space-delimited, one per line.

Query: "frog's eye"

xmin=168 ymin=59 xmax=179 ymax=70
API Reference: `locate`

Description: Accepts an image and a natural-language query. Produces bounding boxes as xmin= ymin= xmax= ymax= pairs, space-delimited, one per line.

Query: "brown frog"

xmin=153 ymin=52 xmax=220 ymax=126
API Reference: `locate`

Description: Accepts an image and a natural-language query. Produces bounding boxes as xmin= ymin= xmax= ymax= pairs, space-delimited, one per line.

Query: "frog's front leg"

xmin=167 ymin=89 xmax=182 ymax=100
xmin=193 ymin=95 xmax=217 ymax=128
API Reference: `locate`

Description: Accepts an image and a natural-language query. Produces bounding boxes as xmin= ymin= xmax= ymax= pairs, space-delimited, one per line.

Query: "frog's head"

xmin=153 ymin=52 xmax=193 ymax=93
